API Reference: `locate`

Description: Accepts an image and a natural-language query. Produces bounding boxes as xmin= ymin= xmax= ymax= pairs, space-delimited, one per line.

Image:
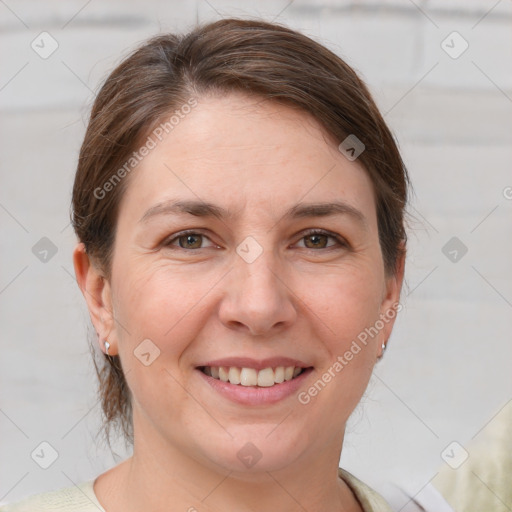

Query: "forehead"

xmin=119 ymin=92 xmax=377 ymax=225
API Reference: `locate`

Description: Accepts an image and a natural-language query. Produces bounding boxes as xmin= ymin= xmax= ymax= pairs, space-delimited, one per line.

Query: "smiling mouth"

xmin=198 ymin=365 xmax=310 ymax=387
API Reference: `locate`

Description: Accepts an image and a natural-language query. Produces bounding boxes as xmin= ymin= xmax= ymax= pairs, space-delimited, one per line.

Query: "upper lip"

xmin=197 ymin=357 xmax=312 ymax=371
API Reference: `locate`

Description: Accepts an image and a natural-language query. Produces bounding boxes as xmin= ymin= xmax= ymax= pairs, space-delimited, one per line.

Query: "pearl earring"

xmin=104 ymin=340 xmax=111 ymax=356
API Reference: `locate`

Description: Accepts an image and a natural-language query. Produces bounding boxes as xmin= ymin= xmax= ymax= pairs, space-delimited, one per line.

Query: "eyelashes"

xmin=163 ymin=228 xmax=349 ymax=252
xmin=164 ymin=230 xmax=217 ymax=250
xmin=296 ymin=229 xmax=348 ymax=250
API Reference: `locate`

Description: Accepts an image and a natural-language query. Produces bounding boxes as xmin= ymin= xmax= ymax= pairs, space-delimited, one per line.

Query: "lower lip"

xmin=196 ymin=368 xmax=314 ymax=406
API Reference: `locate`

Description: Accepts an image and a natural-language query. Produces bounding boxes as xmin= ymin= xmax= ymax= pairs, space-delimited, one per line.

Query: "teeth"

xmin=219 ymin=366 xmax=229 ymax=382
xmin=202 ymin=365 xmax=305 ymax=386
xmin=240 ymin=367 xmax=257 ymax=386
xmin=228 ymin=367 xmax=241 ymax=385
xmin=257 ymin=367 xmax=275 ymax=387
xmin=274 ymin=366 xmax=285 ymax=383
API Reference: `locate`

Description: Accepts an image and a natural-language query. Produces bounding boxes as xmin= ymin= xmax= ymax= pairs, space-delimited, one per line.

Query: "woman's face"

xmin=87 ymin=92 xmax=403 ymax=473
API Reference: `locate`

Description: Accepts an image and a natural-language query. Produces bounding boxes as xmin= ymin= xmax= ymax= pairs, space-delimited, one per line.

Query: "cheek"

xmin=111 ymin=265 xmax=214 ymax=421
xmin=113 ymin=250 xmax=385 ymax=362
xmin=111 ymin=247 xmax=385 ymax=421
xmin=299 ymin=264 xmax=383 ymax=409
xmin=113 ymin=262 xmax=213 ymax=348
xmin=307 ymin=262 xmax=384 ymax=348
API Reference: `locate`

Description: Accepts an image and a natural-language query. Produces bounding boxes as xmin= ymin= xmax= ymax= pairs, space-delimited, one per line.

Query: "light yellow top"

xmin=432 ymin=400 xmax=512 ymax=512
xmin=0 ymin=468 xmax=393 ymax=512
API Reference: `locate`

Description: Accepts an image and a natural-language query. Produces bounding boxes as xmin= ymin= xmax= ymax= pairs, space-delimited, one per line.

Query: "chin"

xmin=196 ymin=423 xmax=306 ymax=475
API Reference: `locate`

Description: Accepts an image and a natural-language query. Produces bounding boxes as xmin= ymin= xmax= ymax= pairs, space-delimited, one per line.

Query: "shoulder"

xmin=338 ymin=468 xmax=394 ymax=512
xmin=0 ymin=480 xmax=105 ymax=512
xmin=432 ymin=401 xmax=512 ymax=511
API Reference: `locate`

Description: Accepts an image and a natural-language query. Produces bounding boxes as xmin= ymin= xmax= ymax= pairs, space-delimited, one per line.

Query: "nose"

xmin=218 ymin=248 xmax=297 ymax=336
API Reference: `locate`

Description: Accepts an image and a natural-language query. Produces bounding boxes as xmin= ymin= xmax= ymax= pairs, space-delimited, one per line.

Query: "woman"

xmin=2 ymin=18 xmax=407 ymax=511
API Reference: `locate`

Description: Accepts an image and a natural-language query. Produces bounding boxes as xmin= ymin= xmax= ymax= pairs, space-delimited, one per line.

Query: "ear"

xmin=73 ymin=243 xmax=117 ymax=355
xmin=377 ymin=244 xmax=406 ymax=357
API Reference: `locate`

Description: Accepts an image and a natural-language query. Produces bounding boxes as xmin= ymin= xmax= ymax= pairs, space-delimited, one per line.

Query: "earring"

xmin=104 ymin=340 xmax=111 ymax=356
xmin=379 ymin=341 xmax=387 ymax=359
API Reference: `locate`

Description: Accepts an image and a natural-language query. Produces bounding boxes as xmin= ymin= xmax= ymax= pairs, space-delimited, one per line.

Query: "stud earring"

xmin=104 ymin=340 xmax=111 ymax=356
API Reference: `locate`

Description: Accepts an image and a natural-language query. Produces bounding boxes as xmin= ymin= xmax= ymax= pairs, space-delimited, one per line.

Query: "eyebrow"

xmin=139 ymin=199 xmax=367 ymax=227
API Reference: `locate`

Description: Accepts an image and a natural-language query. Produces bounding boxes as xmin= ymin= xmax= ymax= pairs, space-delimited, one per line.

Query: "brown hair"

xmin=72 ymin=18 xmax=409 ymax=443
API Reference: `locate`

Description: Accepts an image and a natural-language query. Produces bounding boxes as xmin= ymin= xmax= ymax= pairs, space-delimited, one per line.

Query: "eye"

xmin=164 ymin=230 xmax=216 ymax=250
xmin=295 ymin=229 xmax=347 ymax=250
xmin=163 ymin=229 xmax=347 ymax=251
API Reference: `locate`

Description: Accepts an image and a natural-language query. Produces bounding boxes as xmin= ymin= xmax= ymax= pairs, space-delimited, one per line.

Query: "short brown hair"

xmin=72 ymin=18 xmax=409 ymax=443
